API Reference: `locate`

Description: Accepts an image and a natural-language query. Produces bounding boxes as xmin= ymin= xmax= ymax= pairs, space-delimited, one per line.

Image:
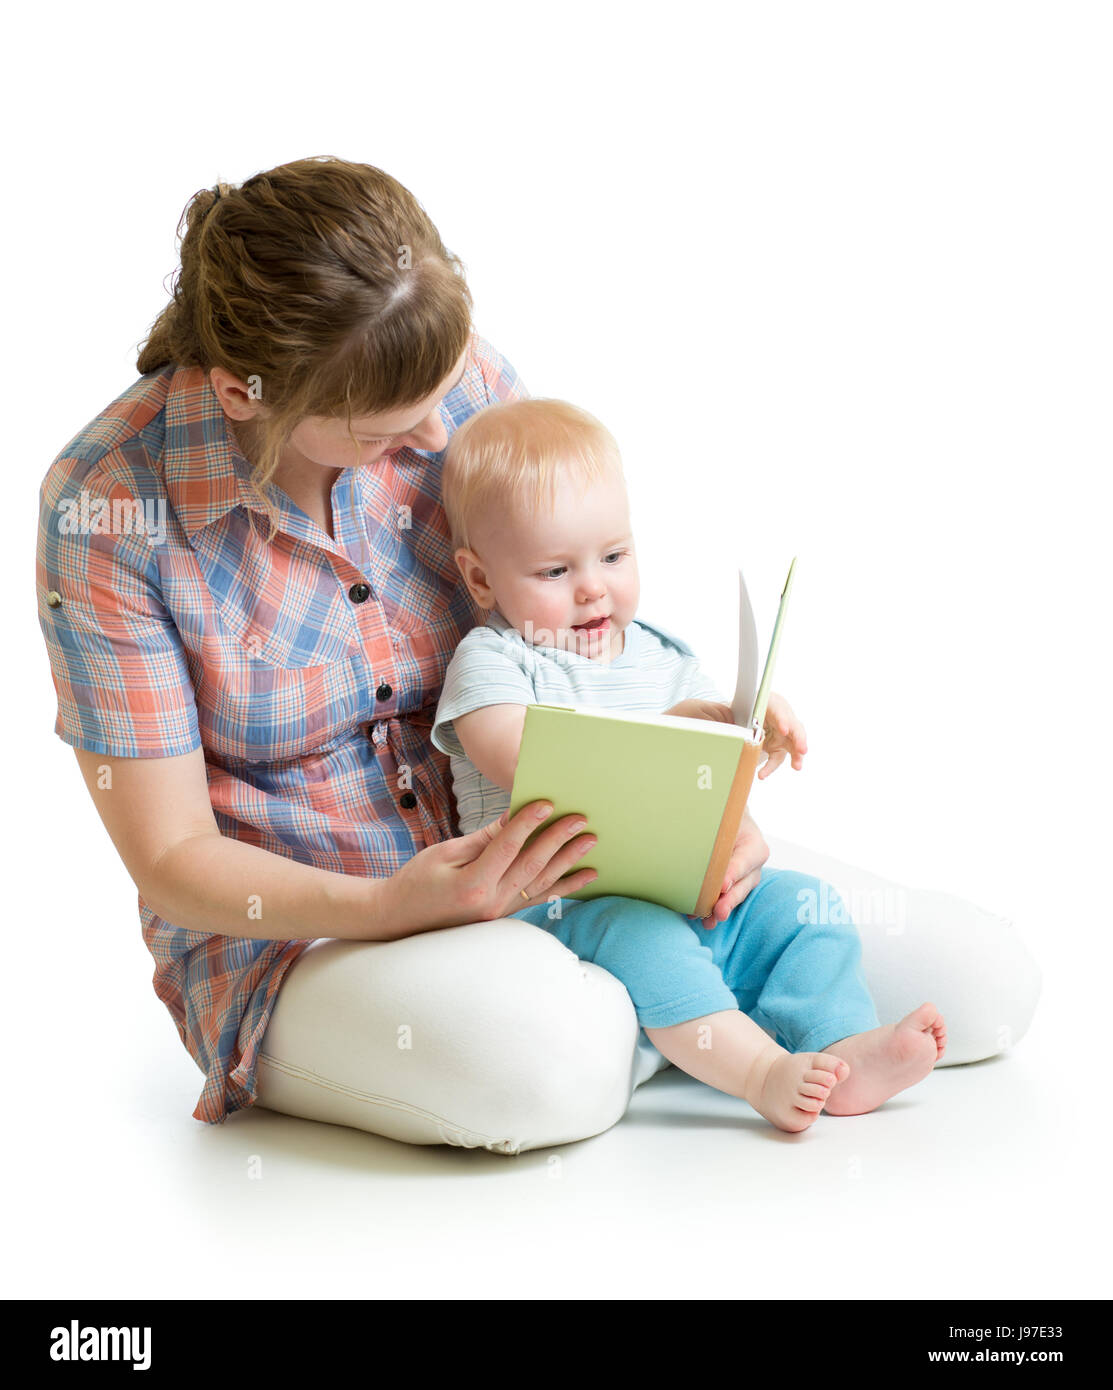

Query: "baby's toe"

xmin=812 ymin=1052 xmax=850 ymax=1081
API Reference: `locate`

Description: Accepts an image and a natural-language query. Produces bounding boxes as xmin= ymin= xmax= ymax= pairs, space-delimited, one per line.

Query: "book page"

xmin=730 ymin=567 xmax=760 ymax=727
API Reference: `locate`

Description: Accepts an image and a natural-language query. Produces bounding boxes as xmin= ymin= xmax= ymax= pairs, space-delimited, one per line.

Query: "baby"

xmin=431 ymin=399 xmax=946 ymax=1132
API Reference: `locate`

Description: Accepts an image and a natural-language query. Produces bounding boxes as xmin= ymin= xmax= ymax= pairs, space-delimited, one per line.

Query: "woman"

xmin=35 ymin=156 xmax=1018 ymax=1155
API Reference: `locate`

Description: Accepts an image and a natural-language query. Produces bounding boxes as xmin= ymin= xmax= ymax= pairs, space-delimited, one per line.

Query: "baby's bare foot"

xmin=744 ymin=1045 xmax=850 ymax=1133
xmin=823 ymin=1002 xmax=946 ymax=1116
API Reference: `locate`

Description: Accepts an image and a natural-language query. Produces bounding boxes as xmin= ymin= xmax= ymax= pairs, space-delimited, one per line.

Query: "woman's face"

xmin=213 ymin=346 xmax=469 ymax=473
xmin=287 ymin=346 xmax=469 ymax=470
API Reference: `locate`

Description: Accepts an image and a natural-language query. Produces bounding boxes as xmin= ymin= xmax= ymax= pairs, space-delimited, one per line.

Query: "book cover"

xmin=509 ymin=706 xmax=764 ymax=917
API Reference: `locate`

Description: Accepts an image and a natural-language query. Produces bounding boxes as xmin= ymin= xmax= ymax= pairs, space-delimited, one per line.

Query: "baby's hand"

xmin=758 ymin=692 xmax=807 ymax=778
xmin=665 ymin=699 xmax=735 ymax=724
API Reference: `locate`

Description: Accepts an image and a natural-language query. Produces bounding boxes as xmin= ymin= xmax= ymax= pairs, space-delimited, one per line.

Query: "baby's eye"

xmin=539 ymin=566 xmax=567 ymax=580
xmin=603 ymin=550 xmax=627 ymax=564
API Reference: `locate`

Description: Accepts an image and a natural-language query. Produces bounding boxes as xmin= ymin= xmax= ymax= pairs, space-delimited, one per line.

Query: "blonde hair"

xmin=442 ymin=399 xmax=623 ymax=552
xmin=137 ymin=155 xmax=473 ymax=536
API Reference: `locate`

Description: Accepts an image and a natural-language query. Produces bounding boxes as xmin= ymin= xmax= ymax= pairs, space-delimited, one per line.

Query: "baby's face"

xmin=463 ymin=468 xmax=639 ymax=663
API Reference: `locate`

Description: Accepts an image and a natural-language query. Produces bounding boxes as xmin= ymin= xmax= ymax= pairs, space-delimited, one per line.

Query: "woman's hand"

xmin=758 ymin=692 xmax=808 ymax=779
xmin=375 ymin=800 xmax=598 ymax=939
xmin=695 ymin=809 xmax=770 ymax=930
xmin=665 ymin=699 xmax=735 ymax=723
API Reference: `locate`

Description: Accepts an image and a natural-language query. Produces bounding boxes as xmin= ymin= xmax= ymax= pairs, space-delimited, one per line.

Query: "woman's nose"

xmin=404 ymin=408 xmax=449 ymax=454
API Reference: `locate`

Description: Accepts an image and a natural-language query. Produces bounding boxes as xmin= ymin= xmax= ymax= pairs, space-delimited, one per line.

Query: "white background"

xmin=4 ymin=0 xmax=1110 ymax=1302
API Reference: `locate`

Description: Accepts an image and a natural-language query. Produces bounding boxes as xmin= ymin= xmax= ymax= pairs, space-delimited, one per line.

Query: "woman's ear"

xmin=454 ymin=547 xmax=495 ymax=608
xmin=208 ymin=366 xmax=268 ymax=420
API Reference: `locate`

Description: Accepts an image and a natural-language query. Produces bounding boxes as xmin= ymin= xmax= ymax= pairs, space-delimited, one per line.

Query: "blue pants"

xmin=513 ymin=868 xmax=880 ymax=1053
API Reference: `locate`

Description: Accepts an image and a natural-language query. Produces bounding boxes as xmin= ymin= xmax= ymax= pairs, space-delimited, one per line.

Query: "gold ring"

xmin=520 ymin=889 xmax=530 ymax=901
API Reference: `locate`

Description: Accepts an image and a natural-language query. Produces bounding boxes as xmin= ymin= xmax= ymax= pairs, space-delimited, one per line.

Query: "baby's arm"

xmin=431 ymin=625 xmax=538 ymax=792
xmin=664 ymin=698 xmax=734 ymax=722
xmin=450 ymin=704 xmax=528 ymax=794
xmin=668 ymin=690 xmax=807 ymax=779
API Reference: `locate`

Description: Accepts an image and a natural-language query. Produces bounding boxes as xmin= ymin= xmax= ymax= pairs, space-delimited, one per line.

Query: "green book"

xmin=508 ymin=560 xmax=796 ymax=917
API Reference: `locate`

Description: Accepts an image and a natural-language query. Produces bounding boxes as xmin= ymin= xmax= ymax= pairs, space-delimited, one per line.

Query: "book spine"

xmin=693 ymin=740 xmax=764 ymax=919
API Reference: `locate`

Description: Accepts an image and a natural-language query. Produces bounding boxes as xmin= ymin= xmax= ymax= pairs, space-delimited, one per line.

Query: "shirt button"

xmin=376 ymin=682 xmax=393 ymax=701
xmin=46 ymin=590 xmax=62 ymax=608
xmin=399 ymin=791 xmax=418 ymax=810
xmin=348 ymin=582 xmax=371 ymax=604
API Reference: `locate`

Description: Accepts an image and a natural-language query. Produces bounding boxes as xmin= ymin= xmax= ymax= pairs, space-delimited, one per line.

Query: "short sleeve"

xmin=432 ymin=628 xmax=535 ymax=757
xmin=36 ymin=464 xmax=202 ymax=758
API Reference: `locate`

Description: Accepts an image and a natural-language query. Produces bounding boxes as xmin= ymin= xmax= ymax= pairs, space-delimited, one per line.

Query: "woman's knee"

xmin=256 ymin=919 xmax=640 ymax=1154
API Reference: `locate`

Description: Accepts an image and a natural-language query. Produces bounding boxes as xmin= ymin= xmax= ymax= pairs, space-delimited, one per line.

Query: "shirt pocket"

xmin=192 ymin=645 xmax=370 ymax=765
xmin=185 ymin=511 xmax=360 ymax=668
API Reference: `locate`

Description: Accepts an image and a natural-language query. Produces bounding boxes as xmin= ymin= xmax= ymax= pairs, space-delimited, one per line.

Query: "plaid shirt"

xmin=36 ymin=332 xmax=526 ymax=1124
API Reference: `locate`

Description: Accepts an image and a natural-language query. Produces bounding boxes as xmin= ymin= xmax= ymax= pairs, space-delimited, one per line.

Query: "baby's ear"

xmin=454 ymin=547 xmax=494 ymax=607
xmin=452 ymin=546 xmax=476 ymax=583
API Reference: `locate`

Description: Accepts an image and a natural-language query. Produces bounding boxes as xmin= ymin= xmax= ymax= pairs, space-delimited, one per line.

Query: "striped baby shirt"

xmin=431 ymin=608 xmax=724 ymax=835
xmin=35 ymin=330 xmax=525 ymax=1124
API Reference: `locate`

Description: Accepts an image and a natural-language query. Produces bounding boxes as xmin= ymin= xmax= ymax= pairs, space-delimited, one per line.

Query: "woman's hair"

xmin=442 ymin=398 xmax=624 ymax=553
xmin=137 ymin=155 xmax=473 ymax=530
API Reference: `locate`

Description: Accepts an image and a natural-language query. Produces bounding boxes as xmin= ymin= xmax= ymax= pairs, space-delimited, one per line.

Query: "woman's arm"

xmin=73 ymin=744 xmax=597 ymax=942
xmin=75 ymin=746 xmax=389 ymax=942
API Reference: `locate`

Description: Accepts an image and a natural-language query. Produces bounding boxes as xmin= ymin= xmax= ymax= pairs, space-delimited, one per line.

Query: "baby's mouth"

xmin=572 ymin=616 xmax=610 ymax=631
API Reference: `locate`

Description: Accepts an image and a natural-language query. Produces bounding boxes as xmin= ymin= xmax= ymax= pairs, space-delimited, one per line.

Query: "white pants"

xmin=254 ymin=836 xmax=1041 ymax=1153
